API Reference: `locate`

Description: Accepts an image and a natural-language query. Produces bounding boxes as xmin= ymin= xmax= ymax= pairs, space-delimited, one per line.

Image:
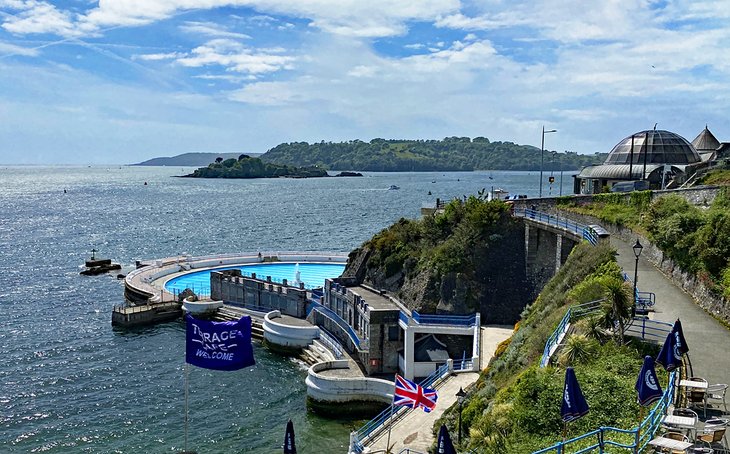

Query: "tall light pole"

xmin=632 ymin=239 xmax=643 ymax=315
xmin=456 ymin=386 xmax=466 ymax=445
xmin=539 ymin=126 xmax=557 ymax=198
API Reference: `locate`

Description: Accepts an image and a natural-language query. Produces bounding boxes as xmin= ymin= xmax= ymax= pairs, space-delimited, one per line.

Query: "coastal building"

xmin=573 ymin=126 xmax=728 ymax=194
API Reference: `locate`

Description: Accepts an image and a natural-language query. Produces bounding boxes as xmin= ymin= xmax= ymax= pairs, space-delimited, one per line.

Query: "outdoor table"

xmin=663 ymin=414 xmax=698 ymax=437
xmin=688 ymin=447 xmax=713 ymax=454
xmin=680 ymin=380 xmax=709 ymax=390
xmin=649 ymin=436 xmax=693 ymax=452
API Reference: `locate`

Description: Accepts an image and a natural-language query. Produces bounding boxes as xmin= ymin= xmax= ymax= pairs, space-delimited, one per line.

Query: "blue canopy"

xmin=561 ymin=367 xmax=589 ymax=423
xmin=635 ymin=355 xmax=663 ymax=406
xmin=283 ymin=419 xmax=296 ymax=454
xmin=436 ymin=424 xmax=456 ymax=454
xmin=656 ymin=320 xmax=688 ymax=372
xmin=673 ymin=319 xmax=689 ymax=355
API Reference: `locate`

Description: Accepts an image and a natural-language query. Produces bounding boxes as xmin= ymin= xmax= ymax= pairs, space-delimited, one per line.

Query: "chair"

xmin=695 ymin=426 xmax=728 ymax=452
xmin=689 ymin=391 xmax=709 ymax=416
xmin=705 ymin=384 xmax=729 ymax=415
xmin=705 ymin=418 xmax=729 ymax=429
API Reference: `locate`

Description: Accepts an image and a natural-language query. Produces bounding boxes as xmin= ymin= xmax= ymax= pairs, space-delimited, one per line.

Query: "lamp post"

xmin=632 ymin=239 xmax=643 ymax=314
xmin=539 ymin=126 xmax=557 ymax=198
xmin=456 ymin=386 xmax=466 ymax=445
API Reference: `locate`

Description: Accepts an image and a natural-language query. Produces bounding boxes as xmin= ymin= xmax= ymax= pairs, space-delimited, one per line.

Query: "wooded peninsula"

xmin=260 ymin=137 xmax=606 ymax=172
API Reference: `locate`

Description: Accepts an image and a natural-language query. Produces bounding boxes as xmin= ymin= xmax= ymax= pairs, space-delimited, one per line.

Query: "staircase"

xmin=213 ymin=305 xmax=265 ymax=340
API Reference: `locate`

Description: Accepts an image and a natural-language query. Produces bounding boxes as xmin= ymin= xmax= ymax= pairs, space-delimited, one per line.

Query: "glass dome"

xmin=604 ymin=130 xmax=701 ymax=165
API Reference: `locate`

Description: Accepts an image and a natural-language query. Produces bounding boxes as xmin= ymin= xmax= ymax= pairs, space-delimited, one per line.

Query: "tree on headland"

xmin=215 ymin=157 xmax=223 ymax=163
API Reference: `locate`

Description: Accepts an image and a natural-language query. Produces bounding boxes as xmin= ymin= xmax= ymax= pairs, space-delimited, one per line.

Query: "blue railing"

xmin=399 ymin=310 xmax=478 ymax=327
xmin=412 ymin=311 xmax=478 ymax=326
xmin=540 ymin=300 xmax=603 ymax=368
xmin=532 ymin=370 xmax=676 ymax=453
xmin=308 ymin=301 xmax=362 ymax=349
xmin=513 ymin=208 xmax=605 ymax=246
xmin=624 ymin=317 xmax=672 ymax=343
xmin=351 ymin=363 xmax=450 ymax=453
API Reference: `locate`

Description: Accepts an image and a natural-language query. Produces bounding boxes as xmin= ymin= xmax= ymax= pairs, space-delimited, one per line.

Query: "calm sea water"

xmin=0 ymin=166 xmax=574 ymax=453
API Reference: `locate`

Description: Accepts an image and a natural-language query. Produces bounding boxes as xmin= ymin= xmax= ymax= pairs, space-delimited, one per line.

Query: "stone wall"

xmin=210 ymin=272 xmax=308 ymax=317
xmin=511 ymin=185 xmax=721 ymax=215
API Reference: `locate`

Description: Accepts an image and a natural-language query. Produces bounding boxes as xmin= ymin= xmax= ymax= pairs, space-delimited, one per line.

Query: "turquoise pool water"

xmin=164 ymin=262 xmax=345 ymax=296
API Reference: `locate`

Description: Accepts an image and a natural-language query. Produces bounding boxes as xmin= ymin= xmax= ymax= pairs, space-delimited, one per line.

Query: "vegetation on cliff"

xmin=261 ymin=137 xmax=605 ymax=172
xmin=436 ymin=242 xmax=664 ymax=453
xmin=558 ymin=188 xmax=730 ymax=299
xmin=349 ymin=194 xmax=531 ymax=323
xmin=184 ymin=154 xmax=328 ymax=178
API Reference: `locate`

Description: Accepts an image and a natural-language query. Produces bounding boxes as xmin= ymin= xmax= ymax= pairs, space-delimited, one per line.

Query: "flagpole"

xmin=185 ymin=361 xmax=190 ymax=453
xmin=385 ymin=377 xmax=397 ymax=454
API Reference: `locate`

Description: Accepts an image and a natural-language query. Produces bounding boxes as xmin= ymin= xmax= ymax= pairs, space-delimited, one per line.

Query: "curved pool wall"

xmin=124 ymin=252 xmax=349 ymax=304
xmin=165 ymin=262 xmax=346 ymax=296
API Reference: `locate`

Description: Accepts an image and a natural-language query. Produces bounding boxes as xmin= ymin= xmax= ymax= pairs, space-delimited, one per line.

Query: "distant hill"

xmin=261 ymin=137 xmax=606 ymax=172
xmin=132 ymin=152 xmax=260 ymax=167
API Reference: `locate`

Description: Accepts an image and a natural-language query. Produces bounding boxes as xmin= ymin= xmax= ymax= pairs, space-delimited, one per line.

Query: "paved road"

xmin=364 ymin=326 xmax=513 ymax=453
xmin=612 ymin=236 xmax=730 ymax=387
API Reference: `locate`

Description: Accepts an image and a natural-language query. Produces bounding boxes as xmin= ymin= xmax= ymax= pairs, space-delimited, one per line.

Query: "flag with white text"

xmin=185 ymin=314 xmax=255 ymax=371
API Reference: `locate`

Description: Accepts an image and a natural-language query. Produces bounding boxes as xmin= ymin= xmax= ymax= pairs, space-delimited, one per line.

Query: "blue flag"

xmin=185 ymin=314 xmax=255 ymax=371
xmin=561 ymin=367 xmax=589 ymax=423
xmin=635 ymin=355 xmax=663 ymax=407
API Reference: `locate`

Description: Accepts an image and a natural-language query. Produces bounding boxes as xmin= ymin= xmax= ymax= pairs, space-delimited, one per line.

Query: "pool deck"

xmin=124 ymin=251 xmax=348 ymax=304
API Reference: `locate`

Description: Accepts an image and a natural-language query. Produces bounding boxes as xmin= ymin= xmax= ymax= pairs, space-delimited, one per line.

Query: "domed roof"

xmin=604 ymin=130 xmax=701 ymax=166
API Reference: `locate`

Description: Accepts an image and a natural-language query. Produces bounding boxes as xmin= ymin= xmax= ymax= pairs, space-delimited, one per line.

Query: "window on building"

xmin=388 ymin=326 xmax=399 ymax=341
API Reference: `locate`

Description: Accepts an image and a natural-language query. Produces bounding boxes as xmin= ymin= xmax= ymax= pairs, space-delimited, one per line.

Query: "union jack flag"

xmin=393 ymin=374 xmax=438 ymax=412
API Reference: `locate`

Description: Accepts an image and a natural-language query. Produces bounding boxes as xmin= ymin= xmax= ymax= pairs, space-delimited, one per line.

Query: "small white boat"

xmin=487 ymin=188 xmax=508 ymax=201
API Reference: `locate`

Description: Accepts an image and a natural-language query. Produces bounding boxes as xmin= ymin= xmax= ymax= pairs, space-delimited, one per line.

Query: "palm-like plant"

xmin=595 ymin=276 xmax=633 ymax=344
xmin=558 ymin=333 xmax=598 ymax=366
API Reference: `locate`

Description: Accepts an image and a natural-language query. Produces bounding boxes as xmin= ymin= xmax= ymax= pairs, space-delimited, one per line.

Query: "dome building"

xmin=574 ymin=127 xmax=721 ymax=194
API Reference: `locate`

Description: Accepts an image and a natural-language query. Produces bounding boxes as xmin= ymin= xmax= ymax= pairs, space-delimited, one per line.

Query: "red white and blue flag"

xmin=393 ymin=374 xmax=438 ymax=412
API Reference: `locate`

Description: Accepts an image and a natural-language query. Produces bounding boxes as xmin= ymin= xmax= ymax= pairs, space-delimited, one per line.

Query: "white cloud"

xmin=175 ymin=38 xmax=295 ymax=74
xmin=133 ymin=51 xmax=184 ymax=61
xmin=3 ymin=0 xmax=462 ymax=38
xmin=2 ymin=1 xmax=81 ymax=36
xmin=0 ymin=40 xmax=39 ymax=56
xmin=228 ymin=80 xmax=306 ymax=105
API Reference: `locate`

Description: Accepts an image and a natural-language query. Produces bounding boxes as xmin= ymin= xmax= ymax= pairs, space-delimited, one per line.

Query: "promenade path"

xmin=365 ymin=326 xmax=513 ymax=453
xmin=612 ymin=236 xmax=730 ymax=387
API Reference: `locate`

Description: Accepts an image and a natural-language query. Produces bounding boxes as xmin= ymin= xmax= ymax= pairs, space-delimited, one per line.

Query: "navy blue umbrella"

xmin=636 ymin=355 xmax=663 ymax=406
xmin=436 ymin=424 xmax=456 ymax=454
xmin=672 ymin=319 xmax=689 ymax=355
xmin=283 ymin=419 xmax=296 ymax=454
xmin=561 ymin=367 xmax=589 ymax=423
xmin=656 ymin=323 xmax=685 ymax=372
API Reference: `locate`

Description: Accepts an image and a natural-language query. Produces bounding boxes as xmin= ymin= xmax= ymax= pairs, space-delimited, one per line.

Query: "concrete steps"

xmin=213 ymin=306 xmax=264 ymax=340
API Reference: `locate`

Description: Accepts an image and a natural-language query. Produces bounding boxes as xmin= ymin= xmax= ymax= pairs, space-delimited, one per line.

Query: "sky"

xmin=0 ymin=1 xmax=729 ymax=165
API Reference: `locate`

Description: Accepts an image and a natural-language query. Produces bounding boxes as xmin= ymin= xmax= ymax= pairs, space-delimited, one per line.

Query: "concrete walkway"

xmin=364 ymin=326 xmax=513 ymax=453
xmin=612 ymin=236 xmax=730 ymax=386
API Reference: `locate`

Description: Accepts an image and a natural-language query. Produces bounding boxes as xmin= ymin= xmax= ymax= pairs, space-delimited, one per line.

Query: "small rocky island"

xmin=183 ymin=154 xmax=328 ymax=179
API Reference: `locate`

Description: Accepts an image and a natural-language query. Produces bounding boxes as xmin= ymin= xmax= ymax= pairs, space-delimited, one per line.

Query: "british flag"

xmin=393 ymin=374 xmax=438 ymax=412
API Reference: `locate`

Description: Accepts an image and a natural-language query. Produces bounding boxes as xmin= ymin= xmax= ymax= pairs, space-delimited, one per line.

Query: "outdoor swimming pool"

xmin=164 ymin=262 xmax=345 ymax=296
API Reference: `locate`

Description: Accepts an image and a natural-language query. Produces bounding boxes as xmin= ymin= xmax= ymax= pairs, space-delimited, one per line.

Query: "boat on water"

xmin=487 ymin=188 xmax=508 ymax=201
xmin=388 ymin=185 xmax=400 ymax=190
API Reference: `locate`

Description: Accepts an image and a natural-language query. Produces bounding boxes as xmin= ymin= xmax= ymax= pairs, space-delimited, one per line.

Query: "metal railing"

xmin=540 ymin=300 xmax=604 ymax=368
xmin=318 ymin=328 xmax=344 ymax=360
xmin=351 ymin=363 xmax=450 ymax=453
xmin=309 ymin=302 xmax=362 ymax=349
xmin=624 ymin=317 xmax=673 ymax=343
xmin=399 ymin=310 xmax=478 ymax=327
xmin=532 ymin=370 xmax=677 ymax=453
xmin=513 ymin=208 xmax=607 ymax=246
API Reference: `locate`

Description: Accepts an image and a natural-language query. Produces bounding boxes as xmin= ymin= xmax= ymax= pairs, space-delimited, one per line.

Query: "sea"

xmin=0 ymin=166 xmax=575 ymax=453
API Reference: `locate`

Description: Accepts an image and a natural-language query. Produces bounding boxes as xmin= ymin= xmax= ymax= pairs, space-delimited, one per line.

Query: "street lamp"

xmin=456 ymin=386 xmax=466 ymax=445
xmin=632 ymin=239 xmax=643 ymax=315
xmin=539 ymin=126 xmax=557 ymax=198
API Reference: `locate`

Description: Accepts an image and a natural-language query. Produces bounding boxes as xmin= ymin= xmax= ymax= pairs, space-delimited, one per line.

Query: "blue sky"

xmin=1 ymin=0 xmax=729 ymax=164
